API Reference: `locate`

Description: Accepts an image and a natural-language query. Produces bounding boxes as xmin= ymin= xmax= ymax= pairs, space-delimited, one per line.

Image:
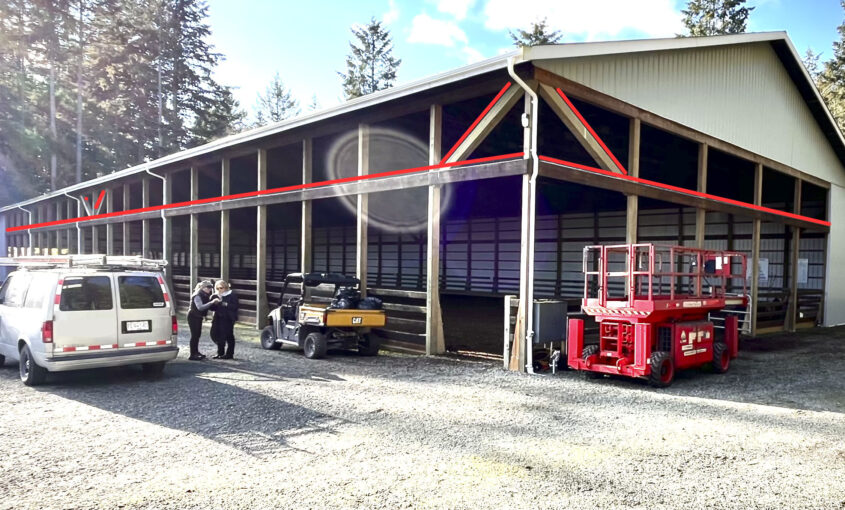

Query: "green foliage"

xmin=0 ymin=0 xmax=244 ymax=206
xmin=509 ymin=18 xmax=563 ymax=47
xmin=253 ymin=72 xmax=300 ymax=126
xmin=680 ymin=0 xmax=754 ymax=37
xmin=339 ymin=17 xmax=401 ymax=99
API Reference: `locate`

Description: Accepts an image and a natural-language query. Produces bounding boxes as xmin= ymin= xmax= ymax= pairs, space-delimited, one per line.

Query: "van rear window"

xmin=60 ymin=276 xmax=114 ymax=311
xmin=118 ymin=276 xmax=166 ymax=309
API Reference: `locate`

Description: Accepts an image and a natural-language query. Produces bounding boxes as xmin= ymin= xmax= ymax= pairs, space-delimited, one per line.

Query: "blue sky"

xmin=206 ymin=0 xmax=844 ymax=121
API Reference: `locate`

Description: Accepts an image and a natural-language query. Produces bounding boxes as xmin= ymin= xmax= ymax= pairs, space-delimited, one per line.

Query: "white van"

xmin=0 ymin=257 xmax=178 ymax=385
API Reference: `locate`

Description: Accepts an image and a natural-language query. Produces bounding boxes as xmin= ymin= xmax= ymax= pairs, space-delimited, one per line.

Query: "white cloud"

xmin=383 ymin=0 xmax=399 ymax=25
xmin=437 ymin=0 xmax=475 ymax=20
xmin=407 ymin=13 xmax=469 ymax=46
xmin=482 ymin=0 xmax=684 ymax=41
xmin=461 ymin=46 xmax=485 ymax=63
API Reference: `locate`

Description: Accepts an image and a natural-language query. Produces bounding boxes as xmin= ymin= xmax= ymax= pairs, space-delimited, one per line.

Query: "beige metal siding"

xmin=536 ymin=43 xmax=845 ymax=187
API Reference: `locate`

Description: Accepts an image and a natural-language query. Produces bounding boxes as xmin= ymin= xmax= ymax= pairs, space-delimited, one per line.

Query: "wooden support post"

xmin=788 ymin=179 xmax=802 ymax=332
xmin=142 ymin=179 xmax=150 ymax=257
xmin=190 ymin=166 xmax=199 ymax=288
xmin=750 ymin=163 xmax=763 ymax=337
xmin=695 ymin=143 xmax=708 ymax=249
xmin=55 ymin=202 xmax=64 ymax=253
xmin=162 ymin=173 xmax=173 ymax=283
xmin=357 ymin=124 xmax=369 ymax=297
xmin=426 ymin=104 xmax=445 ymax=355
xmin=66 ymin=199 xmax=75 ymax=255
xmin=122 ymin=183 xmax=131 ymax=255
xmin=301 ymin=139 xmax=312 ymax=274
xmin=220 ymin=158 xmax=230 ymax=282
xmin=106 ymin=189 xmax=114 ymax=255
xmin=90 ymin=196 xmax=99 ymax=254
xmin=626 ymin=118 xmax=640 ymax=245
xmin=256 ymin=149 xmax=269 ymax=328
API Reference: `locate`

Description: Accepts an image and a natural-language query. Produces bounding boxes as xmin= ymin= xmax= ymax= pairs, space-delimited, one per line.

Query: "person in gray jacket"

xmin=187 ymin=280 xmax=219 ymax=361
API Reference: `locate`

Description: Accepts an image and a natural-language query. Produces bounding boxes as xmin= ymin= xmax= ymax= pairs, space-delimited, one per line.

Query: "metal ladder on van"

xmin=0 ymin=255 xmax=168 ymax=271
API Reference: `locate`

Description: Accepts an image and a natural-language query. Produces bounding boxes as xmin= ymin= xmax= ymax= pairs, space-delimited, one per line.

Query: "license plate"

xmin=125 ymin=320 xmax=151 ymax=332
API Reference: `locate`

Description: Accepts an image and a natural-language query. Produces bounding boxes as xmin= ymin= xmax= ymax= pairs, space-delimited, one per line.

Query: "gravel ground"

xmin=1 ymin=322 xmax=844 ymax=509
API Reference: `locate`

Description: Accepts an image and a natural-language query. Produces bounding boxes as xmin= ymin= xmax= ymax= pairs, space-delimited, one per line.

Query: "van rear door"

xmin=53 ymin=274 xmax=120 ymax=353
xmin=115 ymin=274 xmax=173 ymax=349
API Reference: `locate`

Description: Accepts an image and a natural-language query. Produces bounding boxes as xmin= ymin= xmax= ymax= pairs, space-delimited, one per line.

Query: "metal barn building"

xmin=1 ymin=32 xmax=841 ymax=370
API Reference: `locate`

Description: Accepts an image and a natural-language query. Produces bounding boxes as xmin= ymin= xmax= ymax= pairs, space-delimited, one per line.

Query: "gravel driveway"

xmin=1 ymin=323 xmax=844 ymax=509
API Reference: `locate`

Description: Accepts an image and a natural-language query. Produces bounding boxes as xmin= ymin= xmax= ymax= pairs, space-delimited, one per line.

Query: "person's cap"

xmin=201 ymin=280 xmax=214 ymax=288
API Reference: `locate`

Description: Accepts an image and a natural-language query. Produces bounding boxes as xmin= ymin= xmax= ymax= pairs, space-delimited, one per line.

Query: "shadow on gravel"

xmin=553 ymin=326 xmax=845 ymax=415
xmin=0 ymin=357 xmax=348 ymax=458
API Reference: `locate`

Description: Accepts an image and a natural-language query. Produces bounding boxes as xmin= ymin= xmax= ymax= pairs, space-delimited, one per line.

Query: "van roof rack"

xmin=0 ymin=255 xmax=168 ymax=271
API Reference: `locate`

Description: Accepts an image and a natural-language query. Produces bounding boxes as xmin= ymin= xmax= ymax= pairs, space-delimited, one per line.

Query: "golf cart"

xmin=260 ymin=272 xmax=386 ymax=359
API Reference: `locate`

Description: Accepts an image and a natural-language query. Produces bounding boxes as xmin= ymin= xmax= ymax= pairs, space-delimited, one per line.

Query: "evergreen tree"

xmin=191 ymin=84 xmax=246 ymax=144
xmin=803 ymin=48 xmax=822 ymax=81
xmin=339 ymin=17 xmax=401 ymax=99
xmin=253 ymin=72 xmax=300 ymax=126
xmin=817 ymin=2 xmax=845 ymax=134
xmin=509 ymin=18 xmax=563 ymax=47
xmin=680 ymin=0 xmax=754 ymax=37
xmin=308 ymin=94 xmax=319 ymax=112
xmin=0 ymin=0 xmax=244 ymax=206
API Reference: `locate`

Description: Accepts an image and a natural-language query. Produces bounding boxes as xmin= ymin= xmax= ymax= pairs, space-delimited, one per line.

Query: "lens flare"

xmin=325 ymin=127 xmax=453 ymax=233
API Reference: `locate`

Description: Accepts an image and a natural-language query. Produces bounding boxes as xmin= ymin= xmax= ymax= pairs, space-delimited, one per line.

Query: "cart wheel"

xmin=582 ymin=345 xmax=602 ymax=379
xmin=712 ymin=342 xmax=730 ymax=373
xmin=303 ymin=332 xmax=328 ymax=359
xmin=649 ymin=351 xmax=674 ymax=388
xmin=357 ymin=334 xmax=380 ymax=356
xmin=260 ymin=325 xmax=280 ymax=350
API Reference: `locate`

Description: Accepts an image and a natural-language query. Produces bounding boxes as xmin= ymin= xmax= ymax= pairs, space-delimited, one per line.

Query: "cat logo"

xmin=352 ymin=317 xmax=363 ymax=325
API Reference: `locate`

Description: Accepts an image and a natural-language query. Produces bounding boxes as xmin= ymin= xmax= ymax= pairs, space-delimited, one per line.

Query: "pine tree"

xmin=339 ymin=17 xmax=401 ymax=99
xmin=509 ymin=18 xmax=563 ymax=47
xmin=308 ymin=94 xmax=319 ymax=112
xmin=191 ymin=84 xmax=246 ymax=145
xmin=803 ymin=48 xmax=822 ymax=81
xmin=680 ymin=0 xmax=754 ymax=37
xmin=253 ymin=72 xmax=300 ymax=126
xmin=817 ymin=2 xmax=845 ymax=134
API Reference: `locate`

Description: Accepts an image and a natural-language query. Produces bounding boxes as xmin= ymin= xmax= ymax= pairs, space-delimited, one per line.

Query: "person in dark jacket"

xmin=211 ymin=280 xmax=239 ymax=359
xmin=187 ymin=280 xmax=219 ymax=361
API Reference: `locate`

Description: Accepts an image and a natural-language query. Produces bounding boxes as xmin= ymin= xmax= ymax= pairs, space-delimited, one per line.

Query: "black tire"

xmin=142 ymin=361 xmax=166 ymax=376
xmin=357 ymin=334 xmax=380 ymax=356
xmin=649 ymin=351 xmax=674 ymax=388
xmin=19 ymin=345 xmax=47 ymax=386
xmin=303 ymin=332 xmax=327 ymax=359
xmin=712 ymin=342 xmax=730 ymax=374
xmin=581 ymin=344 xmax=602 ymax=379
xmin=260 ymin=325 xmax=280 ymax=350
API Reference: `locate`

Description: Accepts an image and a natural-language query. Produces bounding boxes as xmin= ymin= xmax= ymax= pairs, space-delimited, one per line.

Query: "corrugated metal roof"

xmin=3 ymin=31 xmax=841 ymax=212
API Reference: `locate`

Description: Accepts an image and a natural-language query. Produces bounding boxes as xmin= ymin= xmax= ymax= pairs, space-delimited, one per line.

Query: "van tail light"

xmin=171 ymin=315 xmax=178 ymax=335
xmin=41 ymin=320 xmax=54 ymax=343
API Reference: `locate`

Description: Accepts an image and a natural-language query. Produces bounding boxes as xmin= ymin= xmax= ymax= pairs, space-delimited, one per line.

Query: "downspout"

xmin=63 ymin=193 xmax=83 ymax=254
xmin=15 ymin=205 xmax=33 ymax=255
xmin=508 ymin=55 xmax=538 ymax=374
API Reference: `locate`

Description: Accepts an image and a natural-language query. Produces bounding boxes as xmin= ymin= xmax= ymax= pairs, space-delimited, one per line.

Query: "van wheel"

xmin=19 ymin=345 xmax=47 ymax=386
xmin=303 ymin=333 xmax=327 ymax=359
xmin=142 ymin=361 xmax=166 ymax=376
xmin=357 ymin=334 xmax=380 ymax=356
xmin=260 ymin=325 xmax=280 ymax=350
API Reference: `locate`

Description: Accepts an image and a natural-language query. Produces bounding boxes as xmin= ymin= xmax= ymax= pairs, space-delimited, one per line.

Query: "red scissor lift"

xmin=567 ymin=244 xmax=747 ymax=387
